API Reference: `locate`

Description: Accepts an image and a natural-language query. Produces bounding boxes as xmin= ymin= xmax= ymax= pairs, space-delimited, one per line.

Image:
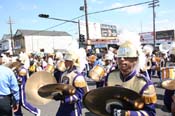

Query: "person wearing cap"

xmin=105 ymin=32 xmax=157 ymax=116
xmin=54 ymin=49 xmax=88 ymax=116
xmin=0 ymin=54 xmax=20 ymax=116
xmin=103 ymin=52 xmax=116 ymax=86
xmin=54 ymin=51 xmax=65 ymax=83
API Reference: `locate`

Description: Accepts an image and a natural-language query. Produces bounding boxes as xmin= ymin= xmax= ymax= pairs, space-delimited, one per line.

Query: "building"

xmin=0 ymin=34 xmax=13 ymax=55
xmin=79 ymin=21 xmax=118 ymax=49
xmin=12 ymin=29 xmax=78 ymax=54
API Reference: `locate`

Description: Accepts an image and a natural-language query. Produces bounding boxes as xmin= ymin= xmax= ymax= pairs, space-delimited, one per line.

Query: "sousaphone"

xmin=169 ymin=42 xmax=175 ymax=55
xmin=142 ymin=44 xmax=153 ymax=56
xmin=25 ymin=71 xmax=57 ymax=105
xmin=142 ymin=45 xmax=153 ymax=70
xmin=159 ymin=42 xmax=171 ymax=54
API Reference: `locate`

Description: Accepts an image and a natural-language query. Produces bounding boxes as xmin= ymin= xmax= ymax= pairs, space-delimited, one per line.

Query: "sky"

xmin=0 ymin=0 xmax=175 ymax=39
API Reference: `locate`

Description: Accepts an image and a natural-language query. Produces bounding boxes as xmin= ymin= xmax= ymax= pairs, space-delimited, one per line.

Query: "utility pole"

xmin=149 ymin=0 xmax=159 ymax=50
xmin=7 ymin=16 xmax=14 ymax=55
xmin=84 ymin=0 xmax=90 ymax=46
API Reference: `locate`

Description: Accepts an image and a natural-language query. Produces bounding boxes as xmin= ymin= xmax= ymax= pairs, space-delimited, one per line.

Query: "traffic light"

xmin=79 ymin=34 xmax=85 ymax=42
xmin=38 ymin=14 xmax=49 ymax=18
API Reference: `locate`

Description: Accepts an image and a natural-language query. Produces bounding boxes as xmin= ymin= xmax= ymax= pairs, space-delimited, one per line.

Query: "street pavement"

xmin=20 ymin=77 xmax=172 ymax=116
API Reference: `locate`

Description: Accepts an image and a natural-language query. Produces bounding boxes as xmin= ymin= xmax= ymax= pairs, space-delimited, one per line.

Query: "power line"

xmin=88 ymin=1 xmax=152 ymax=15
xmin=31 ymin=1 xmax=153 ymax=35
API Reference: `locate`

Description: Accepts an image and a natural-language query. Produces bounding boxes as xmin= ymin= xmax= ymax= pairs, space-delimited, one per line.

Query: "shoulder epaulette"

xmin=74 ymin=75 xmax=87 ymax=88
xmin=142 ymin=85 xmax=157 ymax=104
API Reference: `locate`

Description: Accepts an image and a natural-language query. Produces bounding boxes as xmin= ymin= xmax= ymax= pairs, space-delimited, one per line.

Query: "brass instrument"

xmin=144 ymin=57 xmax=152 ymax=70
xmin=159 ymin=42 xmax=171 ymax=54
xmin=169 ymin=42 xmax=175 ymax=55
xmin=142 ymin=44 xmax=153 ymax=56
xmin=142 ymin=45 xmax=153 ymax=70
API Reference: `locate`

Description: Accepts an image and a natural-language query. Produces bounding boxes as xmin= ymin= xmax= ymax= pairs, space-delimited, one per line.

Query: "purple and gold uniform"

xmin=102 ymin=31 xmax=157 ymax=116
xmin=14 ymin=66 xmax=40 ymax=116
xmin=56 ymin=67 xmax=88 ymax=116
xmin=106 ymin=69 xmax=157 ymax=116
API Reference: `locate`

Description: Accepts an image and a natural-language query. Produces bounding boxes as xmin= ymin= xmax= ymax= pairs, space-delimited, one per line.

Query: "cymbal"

xmin=25 ymin=71 xmax=57 ymax=105
xmin=161 ymin=80 xmax=175 ymax=90
xmin=38 ymin=83 xmax=76 ymax=99
xmin=83 ymin=86 xmax=144 ymax=116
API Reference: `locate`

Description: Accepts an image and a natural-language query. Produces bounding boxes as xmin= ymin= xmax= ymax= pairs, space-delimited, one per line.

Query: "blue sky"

xmin=0 ymin=0 xmax=175 ymax=39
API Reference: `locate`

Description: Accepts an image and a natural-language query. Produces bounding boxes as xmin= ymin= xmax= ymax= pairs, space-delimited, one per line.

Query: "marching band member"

xmin=104 ymin=52 xmax=116 ymax=86
xmin=163 ymin=44 xmax=175 ymax=115
xmin=155 ymin=52 xmax=166 ymax=81
xmin=53 ymin=49 xmax=88 ymax=116
xmin=54 ymin=51 xmax=65 ymax=83
xmin=142 ymin=45 xmax=153 ymax=79
xmin=105 ymin=31 xmax=157 ymax=116
xmin=150 ymin=53 xmax=157 ymax=77
xmin=14 ymin=55 xmax=40 ymax=116
xmin=94 ymin=53 xmax=105 ymax=88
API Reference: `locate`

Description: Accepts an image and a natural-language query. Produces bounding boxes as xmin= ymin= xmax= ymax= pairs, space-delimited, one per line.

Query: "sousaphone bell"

xmin=25 ymin=71 xmax=57 ymax=105
xmin=83 ymin=86 xmax=144 ymax=116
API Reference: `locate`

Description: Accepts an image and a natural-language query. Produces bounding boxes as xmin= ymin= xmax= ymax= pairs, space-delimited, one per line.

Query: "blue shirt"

xmin=0 ymin=65 xmax=20 ymax=103
xmin=93 ymin=59 xmax=103 ymax=66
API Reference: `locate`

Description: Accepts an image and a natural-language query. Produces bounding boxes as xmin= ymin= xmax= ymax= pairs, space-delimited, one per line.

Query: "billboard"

xmin=100 ymin=24 xmax=117 ymax=37
xmin=156 ymin=30 xmax=174 ymax=42
xmin=139 ymin=32 xmax=154 ymax=44
xmin=79 ymin=20 xmax=117 ymax=40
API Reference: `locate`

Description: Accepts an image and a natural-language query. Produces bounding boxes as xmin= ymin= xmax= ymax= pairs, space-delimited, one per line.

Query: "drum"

xmin=89 ymin=65 xmax=105 ymax=82
xmin=45 ymin=64 xmax=55 ymax=73
xmin=161 ymin=67 xmax=175 ymax=90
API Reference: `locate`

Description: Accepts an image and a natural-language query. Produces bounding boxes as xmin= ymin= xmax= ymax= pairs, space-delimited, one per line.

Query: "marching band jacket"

xmin=56 ymin=67 xmax=88 ymax=116
xmin=14 ymin=66 xmax=40 ymax=116
xmin=106 ymin=69 xmax=157 ymax=116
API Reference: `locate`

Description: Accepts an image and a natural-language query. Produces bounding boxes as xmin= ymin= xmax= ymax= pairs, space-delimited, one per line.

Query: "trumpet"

xmin=145 ymin=57 xmax=152 ymax=70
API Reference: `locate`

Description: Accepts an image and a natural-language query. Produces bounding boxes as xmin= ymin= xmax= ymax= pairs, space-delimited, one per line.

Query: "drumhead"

xmin=161 ymin=80 xmax=175 ymax=90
